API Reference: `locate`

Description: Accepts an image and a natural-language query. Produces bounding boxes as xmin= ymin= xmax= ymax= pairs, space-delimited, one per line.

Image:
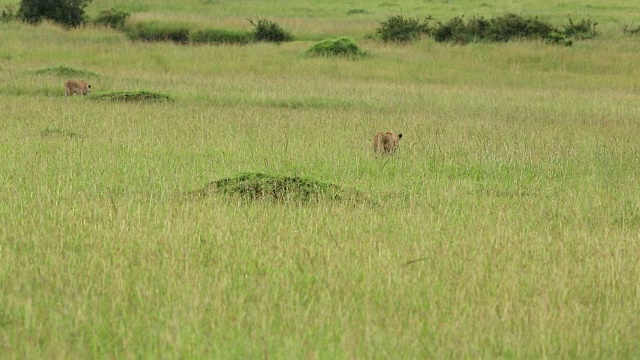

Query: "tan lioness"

xmin=64 ymin=80 xmax=91 ymax=96
xmin=372 ymin=131 xmax=402 ymax=155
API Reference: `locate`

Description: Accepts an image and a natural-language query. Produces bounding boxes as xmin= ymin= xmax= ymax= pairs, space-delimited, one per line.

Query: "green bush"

xmin=18 ymin=0 xmax=91 ymax=27
xmin=562 ymin=15 xmax=598 ymax=39
xmin=191 ymin=28 xmax=253 ymax=45
xmin=248 ymin=18 xmax=293 ymax=43
xmin=124 ymin=21 xmax=190 ymax=43
xmin=306 ymin=37 xmax=367 ymax=58
xmin=93 ymin=8 xmax=130 ymax=29
xmin=377 ymin=15 xmax=432 ymax=42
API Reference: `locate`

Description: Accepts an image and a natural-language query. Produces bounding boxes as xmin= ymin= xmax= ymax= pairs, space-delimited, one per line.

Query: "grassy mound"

xmin=91 ymin=91 xmax=173 ymax=102
xmin=33 ymin=65 xmax=98 ymax=77
xmin=190 ymin=172 xmax=368 ymax=204
xmin=306 ymin=37 xmax=367 ymax=58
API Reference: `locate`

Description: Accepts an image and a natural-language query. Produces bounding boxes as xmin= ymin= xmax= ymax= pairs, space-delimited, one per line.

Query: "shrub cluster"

xmin=122 ymin=18 xmax=292 ymax=45
xmin=124 ymin=21 xmax=191 ymax=43
xmin=249 ymin=18 xmax=293 ymax=43
xmin=93 ymin=8 xmax=130 ymax=29
xmin=378 ymin=13 xmax=598 ymax=45
xmin=376 ymin=15 xmax=432 ymax=42
xmin=18 ymin=0 xmax=91 ymax=27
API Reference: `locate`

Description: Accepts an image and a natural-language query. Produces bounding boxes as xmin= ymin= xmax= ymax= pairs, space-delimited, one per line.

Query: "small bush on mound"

xmin=248 ymin=18 xmax=293 ymax=43
xmin=124 ymin=21 xmax=190 ymax=43
xmin=34 ymin=65 xmax=98 ymax=77
xmin=191 ymin=172 xmax=368 ymax=204
xmin=377 ymin=15 xmax=432 ymax=42
xmin=93 ymin=8 xmax=130 ymax=29
xmin=191 ymin=28 xmax=253 ymax=45
xmin=306 ymin=37 xmax=367 ymax=58
xmin=92 ymin=91 xmax=173 ymax=102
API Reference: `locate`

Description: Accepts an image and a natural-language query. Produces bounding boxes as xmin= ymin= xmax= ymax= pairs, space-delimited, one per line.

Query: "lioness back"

xmin=372 ymin=131 xmax=403 ymax=155
xmin=64 ymin=80 xmax=91 ymax=96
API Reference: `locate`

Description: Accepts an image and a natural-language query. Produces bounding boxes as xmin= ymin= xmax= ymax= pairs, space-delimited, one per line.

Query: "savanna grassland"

xmin=1 ymin=0 xmax=640 ymax=358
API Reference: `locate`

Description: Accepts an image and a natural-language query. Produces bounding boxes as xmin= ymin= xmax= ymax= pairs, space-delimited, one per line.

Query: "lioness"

xmin=64 ymin=80 xmax=91 ymax=96
xmin=372 ymin=131 xmax=402 ymax=155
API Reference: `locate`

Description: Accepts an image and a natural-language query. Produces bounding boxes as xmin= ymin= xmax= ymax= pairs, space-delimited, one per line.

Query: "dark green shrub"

xmin=306 ymin=37 xmax=367 ymax=58
xmin=93 ymin=8 xmax=130 ymax=29
xmin=248 ymin=18 xmax=292 ymax=43
xmin=377 ymin=15 xmax=432 ymax=42
xmin=433 ymin=16 xmax=475 ymax=43
xmin=191 ymin=28 xmax=253 ymax=45
xmin=563 ymin=15 xmax=597 ymax=39
xmin=124 ymin=21 xmax=190 ymax=43
xmin=486 ymin=13 xmax=555 ymax=42
xmin=18 ymin=0 xmax=92 ymax=27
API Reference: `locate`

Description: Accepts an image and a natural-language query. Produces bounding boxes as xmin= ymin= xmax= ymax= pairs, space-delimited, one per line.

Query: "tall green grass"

xmin=1 ymin=4 xmax=640 ymax=358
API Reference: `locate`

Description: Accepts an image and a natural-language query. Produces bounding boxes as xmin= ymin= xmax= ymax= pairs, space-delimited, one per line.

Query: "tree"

xmin=18 ymin=0 xmax=92 ymax=27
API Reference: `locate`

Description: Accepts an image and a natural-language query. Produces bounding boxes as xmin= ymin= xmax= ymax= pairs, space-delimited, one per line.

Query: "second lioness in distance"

xmin=372 ymin=131 xmax=403 ymax=155
xmin=64 ymin=80 xmax=91 ymax=96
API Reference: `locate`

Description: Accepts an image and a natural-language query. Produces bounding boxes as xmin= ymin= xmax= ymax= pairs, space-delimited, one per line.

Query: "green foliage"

xmin=124 ymin=21 xmax=190 ymax=43
xmin=33 ymin=65 xmax=98 ymax=77
xmin=93 ymin=8 xmax=130 ymax=30
xmin=376 ymin=15 xmax=432 ymax=42
xmin=92 ymin=91 xmax=173 ymax=102
xmin=429 ymin=13 xmax=595 ymax=45
xmin=191 ymin=28 xmax=254 ymax=45
xmin=192 ymin=172 xmax=368 ymax=204
xmin=306 ymin=37 xmax=367 ymax=58
xmin=248 ymin=18 xmax=293 ymax=43
xmin=563 ymin=15 xmax=598 ymax=39
xmin=1 ymin=5 xmax=16 ymax=22
xmin=18 ymin=0 xmax=91 ymax=27
xmin=434 ymin=14 xmax=555 ymax=44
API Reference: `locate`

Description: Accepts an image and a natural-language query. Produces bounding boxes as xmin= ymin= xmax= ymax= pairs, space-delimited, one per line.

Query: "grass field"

xmin=1 ymin=1 xmax=640 ymax=358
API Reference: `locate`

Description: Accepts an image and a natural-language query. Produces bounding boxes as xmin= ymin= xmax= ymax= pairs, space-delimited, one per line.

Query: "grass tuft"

xmin=91 ymin=91 xmax=173 ymax=102
xmin=190 ymin=172 xmax=368 ymax=204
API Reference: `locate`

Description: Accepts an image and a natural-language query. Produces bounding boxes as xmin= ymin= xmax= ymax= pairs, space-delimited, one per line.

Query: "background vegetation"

xmin=1 ymin=0 xmax=640 ymax=358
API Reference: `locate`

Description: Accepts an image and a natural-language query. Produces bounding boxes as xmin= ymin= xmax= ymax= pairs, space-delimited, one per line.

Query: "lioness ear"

xmin=398 ymin=133 xmax=403 ymax=138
